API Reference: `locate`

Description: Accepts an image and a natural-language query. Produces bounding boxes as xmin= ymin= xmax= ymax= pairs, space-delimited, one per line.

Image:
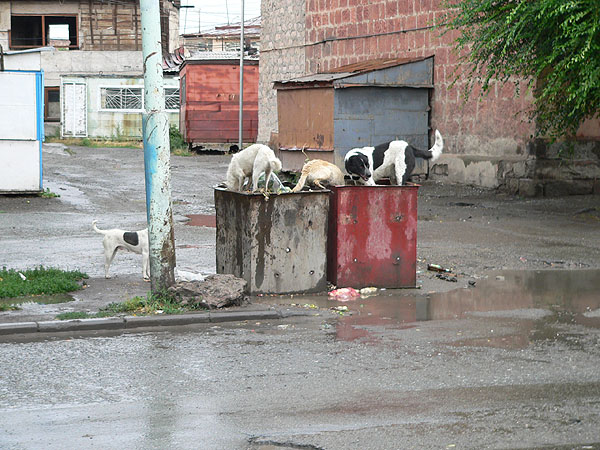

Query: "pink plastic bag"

xmin=328 ymin=287 xmax=360 ymax=301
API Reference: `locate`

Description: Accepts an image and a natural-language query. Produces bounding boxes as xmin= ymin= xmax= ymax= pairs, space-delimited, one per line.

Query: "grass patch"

xmin=53 ymin=290 xmax=206 ymax=320
xmin=55 ymin=311 xmax=92 ymax=320
xmin=0 ymin=267 xmax=88 ymax=299
xmin=101 ymin=290 xmax=205 ymax=315
xmin=0 ymin=303 xmax=20 ymax=312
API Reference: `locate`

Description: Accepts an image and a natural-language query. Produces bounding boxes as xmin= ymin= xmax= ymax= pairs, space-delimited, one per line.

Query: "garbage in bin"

xmin=255 ymin=172 xmax=291 ymax=194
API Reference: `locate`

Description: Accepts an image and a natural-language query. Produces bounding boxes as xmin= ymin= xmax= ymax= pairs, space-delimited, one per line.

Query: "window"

xmin=45 ymin=87 xmax=60 ymax=122
xmin=99 ymin=86 xmax=180 ymax=111
xmin=165 ymin=87 xmax=180 ymax=111
xmin=10 ymin=15 xmax=78 ymax=49
xmin=101 ymin=87 xmax=143 ymax=111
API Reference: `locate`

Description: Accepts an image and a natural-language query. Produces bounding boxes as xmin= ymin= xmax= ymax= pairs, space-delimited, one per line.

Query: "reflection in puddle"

xmin=185 ymin=214 xmax=216 ymax=227
xmin=254 ymin=270 xmax=600 ymax=345
xmin=0 ymin=293 xmax=74 ymax=308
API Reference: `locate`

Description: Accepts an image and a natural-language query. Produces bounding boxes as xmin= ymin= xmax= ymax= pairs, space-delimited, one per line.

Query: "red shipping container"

xmin=327 ymin=185 xmax=418 ymax=289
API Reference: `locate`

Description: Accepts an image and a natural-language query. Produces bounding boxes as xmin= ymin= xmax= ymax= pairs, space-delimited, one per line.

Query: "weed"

xmin=0 ymin=266 xmax=88 ymax=299
xmin=81 ymin=137 xmax=92 ymax=147
xmin=0 ymin=303 xmax=20 ymax=312
xmin=91 ymin=290 xmax=206 ymax=318
xmin=169 ymin=125 xmax=188 ymax=153
xmin=39 ymin=188 xmax=60 ymax=199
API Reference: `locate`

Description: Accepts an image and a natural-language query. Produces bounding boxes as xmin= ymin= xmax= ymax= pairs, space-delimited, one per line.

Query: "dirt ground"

xmin=1 ymin=143 xmax=599 ymax=322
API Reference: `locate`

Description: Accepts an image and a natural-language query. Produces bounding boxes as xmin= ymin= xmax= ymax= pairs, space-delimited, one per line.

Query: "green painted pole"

xmin=140 ymin=0 xmax=176 ymax=291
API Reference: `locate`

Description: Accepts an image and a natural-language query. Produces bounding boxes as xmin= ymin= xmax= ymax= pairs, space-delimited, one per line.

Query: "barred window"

xmin=101 ymin=87 xmax=143 ymax=111
xmin=165 ymin=87 xmax=180 ymax=111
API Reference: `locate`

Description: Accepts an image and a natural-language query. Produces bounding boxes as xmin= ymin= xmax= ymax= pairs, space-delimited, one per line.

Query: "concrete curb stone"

xmin=0 ymin=307 xmax=314 ymax=336
xmin=37 ymin=317 xmax=126 ymax=333
xmin=124 ymin=313 xmax=210 ymax=329
xmin=0 ymin=322 xmax=39 ymax=335
xmin=209 ymin=310 xmax=281 ymax=322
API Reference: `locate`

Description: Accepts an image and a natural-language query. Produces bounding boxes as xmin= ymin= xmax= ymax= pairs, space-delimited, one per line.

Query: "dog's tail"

xmin=291 ymin=171 xmax=309 ymax=193
xmin=414 ymin=130 xmax=443 ymax=162
xmin=92 ymin=220 xmax=108 ymax=235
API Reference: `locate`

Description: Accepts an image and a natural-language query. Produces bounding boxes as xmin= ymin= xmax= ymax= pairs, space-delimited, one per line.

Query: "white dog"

xmin=226 ymin=144 xmax=282 ymax=192
xmin=92 ymin=220 xmax=150 ymax=280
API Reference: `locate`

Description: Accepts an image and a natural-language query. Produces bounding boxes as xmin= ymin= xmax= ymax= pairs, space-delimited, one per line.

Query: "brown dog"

xmin=292 ymin=159 xmax=345 ymax=192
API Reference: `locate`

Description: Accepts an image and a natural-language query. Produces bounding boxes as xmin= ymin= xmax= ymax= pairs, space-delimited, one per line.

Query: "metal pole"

xmin=140 ymin=0 xmax=176 ymax=291
xmin=238 ymin=0 xmax=244 ymax=150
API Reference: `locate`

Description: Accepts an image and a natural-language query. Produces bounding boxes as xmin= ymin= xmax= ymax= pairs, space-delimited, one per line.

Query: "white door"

xmin=0 ymin=72 xmax=37 ymax=140
xmin=0 ymin=72 xmax=41 ymax=192
xmin=62 ymin=82 xmax=87 ymax=137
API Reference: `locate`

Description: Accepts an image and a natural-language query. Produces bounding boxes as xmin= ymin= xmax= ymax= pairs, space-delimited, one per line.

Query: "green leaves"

xmin=440 ymin=0 xmax=600 ymax=140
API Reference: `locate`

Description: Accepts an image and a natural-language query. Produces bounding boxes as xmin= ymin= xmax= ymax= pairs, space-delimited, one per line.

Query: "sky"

xmin=179 ymin=0 xmax=261 ymax=34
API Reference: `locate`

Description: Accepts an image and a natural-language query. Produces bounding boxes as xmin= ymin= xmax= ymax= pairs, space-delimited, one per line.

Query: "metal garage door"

xmin=333 ymin=86 xmax=430 ymax=153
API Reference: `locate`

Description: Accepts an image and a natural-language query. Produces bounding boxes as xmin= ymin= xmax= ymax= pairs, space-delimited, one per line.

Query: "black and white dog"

xmin=92 ymin=220 xmax=150 ymax=280
xmin=344 ymin=130 xmax=443 ymax=186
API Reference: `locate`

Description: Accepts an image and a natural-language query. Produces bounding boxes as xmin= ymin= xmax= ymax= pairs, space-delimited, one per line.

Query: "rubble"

xmin=168 ymin=274 xmax=249 ymax=309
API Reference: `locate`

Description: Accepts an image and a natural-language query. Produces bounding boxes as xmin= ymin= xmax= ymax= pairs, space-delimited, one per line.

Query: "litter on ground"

xmin=328 ymin=287 xmax=360 ymax=301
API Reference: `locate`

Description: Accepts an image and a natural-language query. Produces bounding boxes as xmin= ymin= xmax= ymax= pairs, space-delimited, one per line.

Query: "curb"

xmin=0 ymin=308 xmax=316 ymax=337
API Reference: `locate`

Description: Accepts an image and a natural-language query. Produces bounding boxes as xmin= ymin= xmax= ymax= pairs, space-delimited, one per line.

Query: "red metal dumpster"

xmin=327 ymin=185 xmax=418 ymax=289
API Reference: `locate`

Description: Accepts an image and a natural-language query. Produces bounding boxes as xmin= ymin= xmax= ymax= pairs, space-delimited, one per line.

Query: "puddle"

xmin=0 ymin=293 xmax=75 ymax=308
xmin=253 ymin=270 xmax=600 ymax=345
xmin=44 ymin=181 xmax=93 ymax=211
xmin=185 ymin=214 xmax=216 ymax=227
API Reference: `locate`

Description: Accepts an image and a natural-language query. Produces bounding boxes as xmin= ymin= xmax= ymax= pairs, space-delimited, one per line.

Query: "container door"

xmin=62 ymin=81 xmax=87 ymax=137
xmin=0 ymin=71 xmax=42 ymax=192
xmin=334 ymin=86 xmax=430 ymax=154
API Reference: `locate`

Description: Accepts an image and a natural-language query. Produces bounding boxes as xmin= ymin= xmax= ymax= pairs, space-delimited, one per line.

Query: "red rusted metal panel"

xmin=180 ymin=61 xmax=259 ymax=144
xmin=327 ymin=185 xmax=418 ymax=289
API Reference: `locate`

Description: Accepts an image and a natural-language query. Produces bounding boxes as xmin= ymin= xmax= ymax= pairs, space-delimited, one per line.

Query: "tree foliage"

xmin=440 ymin=0 xmax=600 ymax=140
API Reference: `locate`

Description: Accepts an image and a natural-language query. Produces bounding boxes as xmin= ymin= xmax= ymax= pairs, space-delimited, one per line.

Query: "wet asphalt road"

xmin=1 ymin=144 xmax=600 ymax=448
xmin=1 ymin=302 xmax=599 ymax=449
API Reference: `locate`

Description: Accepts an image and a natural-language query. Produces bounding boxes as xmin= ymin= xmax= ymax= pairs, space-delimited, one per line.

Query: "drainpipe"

xmin=238 ymin=0 xmax=244 ymax=150
xmin=140 ymin=0 xmax=176 ymax=291
xmin=0 ymin=44 xmax=4 ymax=71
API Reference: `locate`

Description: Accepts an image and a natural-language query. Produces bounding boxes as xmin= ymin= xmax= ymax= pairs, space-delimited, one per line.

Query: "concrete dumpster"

xmin=215 ymin=187 xmax=329 ymax=294
xmin=327 ymin=185 xmax=418 ymax=289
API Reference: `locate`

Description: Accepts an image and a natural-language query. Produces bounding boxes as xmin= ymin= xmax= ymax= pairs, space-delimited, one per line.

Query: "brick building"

xmin=259 ymin=1 xmax=599 ymax=196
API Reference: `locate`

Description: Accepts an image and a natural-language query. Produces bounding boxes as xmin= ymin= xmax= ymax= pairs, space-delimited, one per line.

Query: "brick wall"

xmin=259 ymin=0 xmax=599 ymax=195
xmin=303 ymin=0 xmax=536 ymax=156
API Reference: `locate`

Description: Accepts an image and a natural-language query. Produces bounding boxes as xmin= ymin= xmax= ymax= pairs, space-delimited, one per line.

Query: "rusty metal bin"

xmin=327 ymin=185 xmax=419 ymax=289
xmin=214 ymin=187 xmax=329 ymax=294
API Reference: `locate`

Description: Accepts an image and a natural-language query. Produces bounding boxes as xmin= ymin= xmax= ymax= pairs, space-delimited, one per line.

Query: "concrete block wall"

xmin=257 ymin=0 xmax=307 ymax=143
